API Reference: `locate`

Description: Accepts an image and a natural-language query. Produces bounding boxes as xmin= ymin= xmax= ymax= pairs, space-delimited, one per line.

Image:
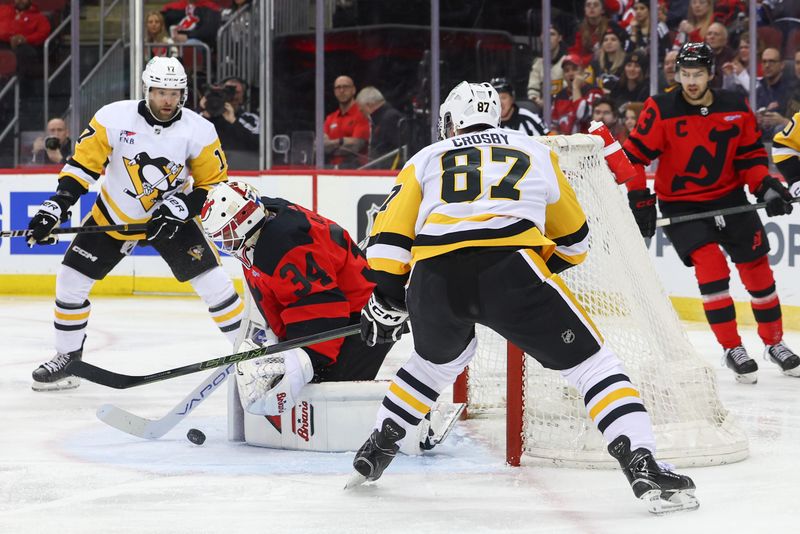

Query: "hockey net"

xmin=454 ymin=134 xmax=749 ymax=468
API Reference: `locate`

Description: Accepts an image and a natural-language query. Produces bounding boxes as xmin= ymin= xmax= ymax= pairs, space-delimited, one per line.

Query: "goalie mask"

xmin=201 ymin=182 xmax=266 ymax=265
xmin=142 ymin=57 xmax=188 ymax=120
xmin=438 ymin=81 xmax=500 ymax=139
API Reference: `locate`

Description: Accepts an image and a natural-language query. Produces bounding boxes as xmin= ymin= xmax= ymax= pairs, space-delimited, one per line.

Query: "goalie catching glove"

xmin=147 ymin=193 xmax=191 ymax=241
xmin=755 ymin=176 xmax=794 ymax=217
xmin=235 ymin=338 xmax=315 ymax=416
xmin=360 ymin=292 xmax=409 ymax=347
xmin=26 ymin=192 xmax=75 ymax=247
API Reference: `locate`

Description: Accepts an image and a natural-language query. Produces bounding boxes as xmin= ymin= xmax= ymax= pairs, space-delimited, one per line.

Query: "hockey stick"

xmin=0 ymin=223 xmax=148 ymax=238
xmin=66 ymin=324 xmax=361 ymax=389
xmin=656 ymin=198 xmax=800 ymax=228
xmin=96 ymin=363 xmax=236 ymax=439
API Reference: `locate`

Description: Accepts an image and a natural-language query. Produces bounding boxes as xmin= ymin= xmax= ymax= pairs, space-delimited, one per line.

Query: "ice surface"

xmin=1 ymin=296 xmax=799 ymax=533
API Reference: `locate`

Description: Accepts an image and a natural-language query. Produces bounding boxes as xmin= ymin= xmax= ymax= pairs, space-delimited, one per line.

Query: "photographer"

xmin=199 ymin=77 xmax=259 ymax=153
xmin=31 ymin=118 xmax=71 ymax=165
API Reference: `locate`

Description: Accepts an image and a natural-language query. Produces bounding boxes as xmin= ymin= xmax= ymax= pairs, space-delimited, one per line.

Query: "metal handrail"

xmin=216 ymin=4 xmax=256 ymax=88
xmin=43 ymin=15 xmax=71 ymax=130
xmin=0 ymin=76 xmax=20 ymax=167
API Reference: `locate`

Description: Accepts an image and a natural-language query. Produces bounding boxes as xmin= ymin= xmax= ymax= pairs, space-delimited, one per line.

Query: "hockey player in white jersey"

xmin=26 ymin=57 xmax=244 ymax=391
xmin=347 ymin=81 xmax=698 ymax=514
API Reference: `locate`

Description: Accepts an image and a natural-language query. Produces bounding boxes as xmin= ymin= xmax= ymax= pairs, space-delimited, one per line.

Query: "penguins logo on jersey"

xmin=122 ymin=152 xmax=185 ymax=211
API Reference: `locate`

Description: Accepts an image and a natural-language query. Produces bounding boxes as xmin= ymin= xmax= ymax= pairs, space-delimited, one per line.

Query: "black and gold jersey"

xmin=365 ymin=127 xmax=589 ymax=298
xmin=772 ymin=112 xmax=800 ymax=186
xmin=60 ymin=100 xmax=228 ymax=240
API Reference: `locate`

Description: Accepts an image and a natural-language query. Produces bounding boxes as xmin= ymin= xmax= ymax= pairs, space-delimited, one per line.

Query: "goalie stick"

xmin=96 ymin=364 xmax=235 ymax=439
xmin=66 ymin=324 xmax=361 ymax=389
xmin=0 ymin=223 xmax=147 ymax=238
xmin=655 ymin=198 xmax=799 ymax=227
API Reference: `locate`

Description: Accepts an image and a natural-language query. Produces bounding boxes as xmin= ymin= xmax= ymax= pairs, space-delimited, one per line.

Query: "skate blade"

xmin=641 ymin=489 xmax=700 ymax=515
xmin=343 ymin=471 xmax=369 ymax=490
xmin=31 ymin=376 xmax=80 ymax=392
xmin=734 ymin=372 xmax=757 ymax=384
xmin=781 ymin=366 xmax=800 ymax=377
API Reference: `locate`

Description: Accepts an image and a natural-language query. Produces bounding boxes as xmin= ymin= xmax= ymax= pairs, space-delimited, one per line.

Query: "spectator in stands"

xmin=221 ymin=0 xmax=252 ymax=23
xmin=323 ymin=75 xmax=369 ymax=169
xmin=528 ymin=25 xmax=567 ymax=108
xmin=611 ymin=50 xmax=650 ymax=109
xmin=0 ymin=0 xmax=51 ymax=88
xmin=659 ymin=49 xmax=679 ymax=92
xmin=569 ymin=0 xmax=612 ymax=67
xmin=200 ymin=77 xmax=258 ymax=152
xmin=784 ymin=50 xmax=800 ymax=118
xmin=622 ymin=101 xmax=644 ymax=138
xmin=705 ymin=22 xmax=736 ymax=88
xmin=146 ymin=11 xmax=178 ymax=58
xmin=161 ymin=0 xmax=221 ymax=51
xmin=355 ymin=86 xmax=404 ymax=169
xmin=721 ymin=32 xmax=759 ymax=96
xmin=674 ymin=0 xmax=714 ymax=48
xmin=625 ymin=0 xmax=672 ymax=61
xmin=551 ymin=54 xmax=604 ymax=134
xmin=756 ymin=47 xmax=793 ymax=137
xmin=591 ymin=97 xmax=627 ymax=141
xmin=587 ymin=25 xmax=628 ymax=94
xmin=31 ymin=117 xmax=70 ymax=165
xmin=491 ymin=77 xmax=549 ymax=136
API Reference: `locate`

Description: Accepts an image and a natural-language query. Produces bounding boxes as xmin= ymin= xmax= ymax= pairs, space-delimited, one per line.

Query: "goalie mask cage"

xmin=453 ymin=134 xmax=749 ymax=468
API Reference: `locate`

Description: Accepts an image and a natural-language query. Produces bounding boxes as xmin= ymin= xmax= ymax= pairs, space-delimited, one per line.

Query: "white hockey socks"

xmin=54 ymin=264 xmax=95 ymax=354
xmin=189 ymin=266 xmax=244 ymax=345
xmin=560 ymin=344 xmax=656 ymax=454
xmin=375 ymin=337 xmax=477 ymax=439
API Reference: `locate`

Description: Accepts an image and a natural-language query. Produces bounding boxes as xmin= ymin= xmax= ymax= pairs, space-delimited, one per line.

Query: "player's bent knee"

xmin=560 ymin=343 xmax=625 ymax=394
xmin=55 ymin=264 xmax=95 ymax=303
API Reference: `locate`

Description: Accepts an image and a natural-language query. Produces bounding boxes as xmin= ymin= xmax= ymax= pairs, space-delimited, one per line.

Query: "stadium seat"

xmin=33 ymin=0 xmax=67 ymax=13
xmin=757 ymin=26 xmax=783 ymax=52
xmin=0 ymin=49 xmax=17 ymax=79
xmin=784 ymin=28 xmax=800 ymax=61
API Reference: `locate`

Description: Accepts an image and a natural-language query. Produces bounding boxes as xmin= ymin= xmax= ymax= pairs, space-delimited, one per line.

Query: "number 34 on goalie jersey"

xmin=365 ymin=128 xmax=590 ymax=289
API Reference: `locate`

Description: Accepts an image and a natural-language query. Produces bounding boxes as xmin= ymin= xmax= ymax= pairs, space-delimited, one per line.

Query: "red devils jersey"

xmin=623 ymin=89 xmax=770 ymax=202
xmin=243 ymin=198 xmax=374 ymax=365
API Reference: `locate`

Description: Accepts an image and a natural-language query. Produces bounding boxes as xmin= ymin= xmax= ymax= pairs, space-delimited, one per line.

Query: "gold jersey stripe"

xmin=425 ymin=212 xmax=499 ymax=225
xmin=101 ymin=184 xmax=150 ymax=224
xmin=412 ymin=227 xmax=556 ymax=265
xmin=589 ymin=387 xmax=641 ymax=420
xmin=90 ymin=204 xmax=146 ymax=241
xmin=58 ymin=172 xmax=91 ymax=189
xmin=367 ymin=257 xmax=411 ymax=276
xmin=389 ymin=382 xmax=430 ymax=414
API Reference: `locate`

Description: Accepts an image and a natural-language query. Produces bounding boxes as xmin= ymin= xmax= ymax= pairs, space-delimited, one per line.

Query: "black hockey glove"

xmin=360 ymin=292 xmax=409 ymax=347
xmin=26 ymin=193 xmax=74 ymax=247
xmin=756 ymin=176 xmax=794 ymax=217
xmin=147 ymin=193 xmax=191 ymax=242
xmin=627 ymin=189 xmax=657 ymax=238
xmin=755 ymin=177 xmax=794 ymax=217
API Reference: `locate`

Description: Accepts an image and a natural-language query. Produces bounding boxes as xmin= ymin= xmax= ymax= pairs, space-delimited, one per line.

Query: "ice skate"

xmin=345 ymin=418 xmax=406 ymax=489
xmin=608 ymin=435 xmax=699 ymax=515
xmin=764 ymin=341 xmax=800 ymax=377
xmin=31 ymin=338 xmax=85 ymax=392
xmin=723 ymin=345 xmax=758 ymax=384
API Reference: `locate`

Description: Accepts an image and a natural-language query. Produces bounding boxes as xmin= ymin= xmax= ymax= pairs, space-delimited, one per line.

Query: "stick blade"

xmin=67 ymin=360 xmax=141 ymax=389
xmin=96 ymin=404 xmax=163 ymax=439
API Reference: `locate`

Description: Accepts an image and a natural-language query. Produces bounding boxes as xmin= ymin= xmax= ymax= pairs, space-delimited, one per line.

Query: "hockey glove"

xmin=360 ymin=292 xmax=409 ymax=347
xmin=244 ymin=347 xmax=314 ymax=416
xmin=146 ymin=193 xmax=191 ymax=242
xmin=755 ymin=176 xmax=794 ymax=217
xmin=26 ymin=193 xmax=73 ymax=247
xmin=627 ymin=189 xmax=657 ymax=238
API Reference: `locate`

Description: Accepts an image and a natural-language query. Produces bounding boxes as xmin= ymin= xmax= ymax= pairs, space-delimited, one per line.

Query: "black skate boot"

xmin=723 ymin=345 xmax=758 ymax=384
xmin=608 ymin=435 xmax=699 ymax=515
xmin=764 ymin=341 xmax=800 ymax=377
xmin=31 ymin=337 xmax=85 ymax=392
xmin=345 ymin=418 xmax=406 ymax=489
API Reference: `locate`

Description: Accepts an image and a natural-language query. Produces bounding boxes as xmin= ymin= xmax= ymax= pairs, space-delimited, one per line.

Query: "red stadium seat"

xmin=757 ymin=26 xmax=783 ymax=52
xmin=784 ymin=28 xmax=800 ymax=61
xmin=0 ymin=49 xmax=17 ymax=78
xmin=33 ymin=0 xmax=67 ymax=12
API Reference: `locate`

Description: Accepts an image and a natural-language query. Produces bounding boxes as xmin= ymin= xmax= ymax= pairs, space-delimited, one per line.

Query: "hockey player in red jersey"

xmin=622 ymin=42 xmax=798 ymax=384
xmin=200 ymin=182 xmax=392 ymax=415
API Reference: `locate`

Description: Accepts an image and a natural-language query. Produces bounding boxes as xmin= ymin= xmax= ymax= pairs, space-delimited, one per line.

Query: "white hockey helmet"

xmin=142 ymin=57 xmax=188 ymax=113
xmin=201 ymin=182 xmax=266 ymax=262
xmin=438 ymin=81 xmax=500 ymax=139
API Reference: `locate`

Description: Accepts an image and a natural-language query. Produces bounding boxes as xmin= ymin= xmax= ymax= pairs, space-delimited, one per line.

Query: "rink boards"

xmin=0 ymin=170 xmax=797 ymax=327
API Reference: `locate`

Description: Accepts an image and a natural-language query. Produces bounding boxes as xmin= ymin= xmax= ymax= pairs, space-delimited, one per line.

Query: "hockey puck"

xmin=187 ymin=428 xmax=206 ymax=445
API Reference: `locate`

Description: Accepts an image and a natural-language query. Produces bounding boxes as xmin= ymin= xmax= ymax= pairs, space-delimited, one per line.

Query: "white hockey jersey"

xmin=60 ymin=100 xmax=228 ymax=240
xmin=366 ymin=127 xmax=589 ymax=287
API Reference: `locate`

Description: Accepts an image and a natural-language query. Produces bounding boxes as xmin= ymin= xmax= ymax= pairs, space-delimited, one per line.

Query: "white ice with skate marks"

xmin=2 ymin=296 xmax=800 ymax=533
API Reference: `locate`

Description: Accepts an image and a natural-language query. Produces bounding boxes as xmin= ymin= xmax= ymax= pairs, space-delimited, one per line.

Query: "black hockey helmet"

xmin=490 ymin=77 xmax=514 ymax=97
xmin=676 ymin=42 xmax=715 ymax=74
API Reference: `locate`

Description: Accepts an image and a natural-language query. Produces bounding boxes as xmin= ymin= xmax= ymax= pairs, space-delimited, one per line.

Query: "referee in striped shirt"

xmin=492 ymin=77 xmax=550 ymax=136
